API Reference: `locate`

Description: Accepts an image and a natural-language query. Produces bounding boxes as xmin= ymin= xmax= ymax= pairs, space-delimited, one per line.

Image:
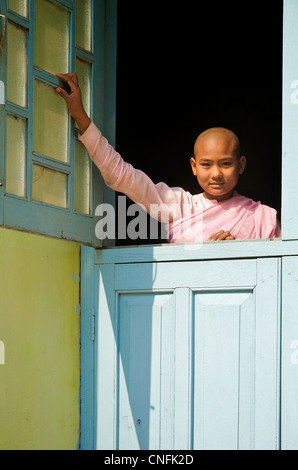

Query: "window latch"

xmin=0 ymin=15 xmax=6 ymax=56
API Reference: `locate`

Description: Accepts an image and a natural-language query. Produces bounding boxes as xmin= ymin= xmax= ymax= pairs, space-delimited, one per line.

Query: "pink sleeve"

xmin=255 ymin=204 xmax=281 ymax=239
xmin=79 ymin=122 xmax=186 ymax=222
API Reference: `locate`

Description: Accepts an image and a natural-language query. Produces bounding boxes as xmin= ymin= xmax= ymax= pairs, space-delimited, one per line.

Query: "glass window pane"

xmin=34 ymin=79 xmax=68 ymax=162
xmin=35 ymin=0 xmax=69 ymax=75
xmin=74 ymin=140 xmax=90 ymax=214
xmin=7 ymin=22 xmax=27 ymax=107
xmin=6 ymin=115 xmax=26 ymax=197
xmin=8 ymin=0 xmax=28 ymax=18
xmin=76 ymin=58 xmax=91 ymax=124
xmin=76 ymin=0 xmax=92 ymax=51
xmin=32 ymin=165 xmax=67 ymax=209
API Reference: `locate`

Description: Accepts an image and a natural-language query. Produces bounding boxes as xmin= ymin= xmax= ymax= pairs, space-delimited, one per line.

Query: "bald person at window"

xmin=56 ymin=72 xmax=280 ymax=243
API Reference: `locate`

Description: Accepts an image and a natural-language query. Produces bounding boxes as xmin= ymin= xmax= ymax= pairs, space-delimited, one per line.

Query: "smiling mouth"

xmin=209 ymin=183 xmax=224 ymax=187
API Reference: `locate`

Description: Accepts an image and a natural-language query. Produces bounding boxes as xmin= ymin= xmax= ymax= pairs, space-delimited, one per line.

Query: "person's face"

xmin=190 ymin=135 xmax=246 ymax=201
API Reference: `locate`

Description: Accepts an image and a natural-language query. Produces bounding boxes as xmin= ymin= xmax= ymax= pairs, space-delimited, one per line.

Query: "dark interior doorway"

xmin=116 ymin=1 xmax=283 ymax=245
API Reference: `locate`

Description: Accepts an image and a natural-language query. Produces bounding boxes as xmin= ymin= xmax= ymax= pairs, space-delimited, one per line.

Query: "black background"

xmin=115 ymin=1 xmax=283 ymax=244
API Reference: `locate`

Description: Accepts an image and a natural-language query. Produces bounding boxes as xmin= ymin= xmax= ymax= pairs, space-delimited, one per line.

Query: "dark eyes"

xmin=200 ymin=162 xmax=232 ymax=168
xmin=222 ymin=162 xmax=232 ymax=167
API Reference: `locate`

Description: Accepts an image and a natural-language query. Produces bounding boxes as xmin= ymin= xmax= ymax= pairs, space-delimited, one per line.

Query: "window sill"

xmin=93 ymin=237 xmax=298 ymax=265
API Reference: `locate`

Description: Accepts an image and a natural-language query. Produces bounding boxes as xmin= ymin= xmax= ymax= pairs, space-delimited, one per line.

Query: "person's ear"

xmin=190 ymin=157 xmax=197 ymax=176
xmin=239 ymin=156 xmax=246 ymax=175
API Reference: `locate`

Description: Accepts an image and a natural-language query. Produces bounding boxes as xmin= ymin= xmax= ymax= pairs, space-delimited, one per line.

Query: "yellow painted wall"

xmin=0 ymin=227 xmax=80 ymax=450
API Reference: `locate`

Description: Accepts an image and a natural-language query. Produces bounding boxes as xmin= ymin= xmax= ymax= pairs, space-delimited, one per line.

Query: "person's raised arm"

xmin=55 ymin=72 xmax=91 ymax=134
xmin=55 ymin=72 xmax=186 ymax=226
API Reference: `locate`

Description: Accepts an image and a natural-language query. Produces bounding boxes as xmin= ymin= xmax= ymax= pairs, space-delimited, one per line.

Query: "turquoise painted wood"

xmin=281 ymin=256 xmax=298 ymax=450
xmin=80 ymin=245 xmax=98 ymax=450
xmin=95 ymin=256 xmax=281 ymax=450
xmin=0 ymin=0 xmax=117 ymax=247
xmin=92 ymin=0 xmax=117 ymax=248
xmin=282 ymin=0 xmax=298 ymax=240
xmin=118 ymin=292 xmax=176 ymax=449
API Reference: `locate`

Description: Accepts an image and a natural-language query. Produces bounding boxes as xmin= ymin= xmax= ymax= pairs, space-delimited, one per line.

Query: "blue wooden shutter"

xmin=280 ymin=0 xmax=298 ymax=449
xmin=282 ymin=0 xmax=298 ymax=240
xmin=95 ymin=256 xmax=281 ymax=450
xmin=281 ymin=256 xmax=298 ymax=450
xmin=0 ymin=0 xmax=116 ymax=247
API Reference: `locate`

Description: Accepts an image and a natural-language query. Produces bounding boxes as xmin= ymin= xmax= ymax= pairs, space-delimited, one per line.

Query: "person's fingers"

xmin=56 ymin=72 xmax=78 ymax=82
xmin=217 ymin=231 xmax=231 ymax=241
xmin=208 ymin=231 xmax=235 ymax=241
xmin=56 ymin=73 xmax=79 ymax=91
xmin=208 ymin=230 xmax=224 ymax=241
xmin=218 ymin=232 xmax=230 ymax=240
xmin=67 ymin=73 xmax=79 ymax=85
xmin=56 ymin=87 xmax=70 ymax=102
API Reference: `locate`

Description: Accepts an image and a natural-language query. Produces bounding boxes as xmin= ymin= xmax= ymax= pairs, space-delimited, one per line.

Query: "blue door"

xmin=94 ymin=255 xmax=280 ymax=450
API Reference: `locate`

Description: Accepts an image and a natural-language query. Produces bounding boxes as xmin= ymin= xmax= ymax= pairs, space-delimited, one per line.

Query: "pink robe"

xmin=79 ymin=122 xmax=281 ymax=242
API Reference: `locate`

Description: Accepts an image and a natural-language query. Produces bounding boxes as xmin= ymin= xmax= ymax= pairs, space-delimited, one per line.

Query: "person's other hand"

xmin=208 ymin=230 xmax=235 ymax=241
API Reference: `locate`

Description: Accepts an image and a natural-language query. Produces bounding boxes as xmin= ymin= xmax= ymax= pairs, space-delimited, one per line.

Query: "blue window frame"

xmin=0 ymin=0 xmax=116 ymax=246
xmin=282 ymin=0 xmax=298 ymax=240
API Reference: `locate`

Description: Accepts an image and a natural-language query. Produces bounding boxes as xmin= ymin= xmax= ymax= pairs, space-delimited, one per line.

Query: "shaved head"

xmin=190 ymin=127 xmax=246 ymax=202
xmin=194 ymin=127 xmax=241 ymax=160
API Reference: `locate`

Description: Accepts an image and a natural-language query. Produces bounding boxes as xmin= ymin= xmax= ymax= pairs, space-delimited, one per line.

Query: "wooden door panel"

xmin=193 ymin=290 xmax=255 ymax=450
xmin=281 ymin=256 xmax=298 ymax=450
xmin=97 ymin=258 xmax=280 ymax=450
xmin=118 ymin=292 xmax=175 ymax=450
xmin=115 ymin=259 xmax=257 ymax=291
